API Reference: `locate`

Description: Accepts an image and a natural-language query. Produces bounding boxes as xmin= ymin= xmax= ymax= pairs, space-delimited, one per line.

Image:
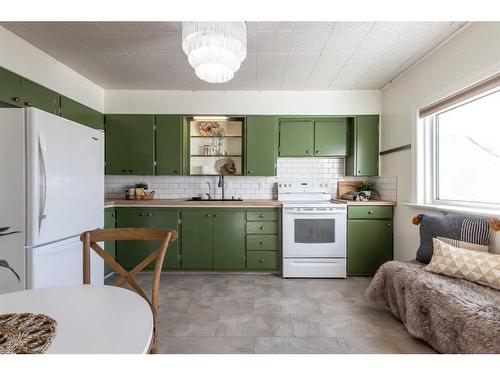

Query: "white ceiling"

xmin=1 ymin=21 xmax=466 ymax=91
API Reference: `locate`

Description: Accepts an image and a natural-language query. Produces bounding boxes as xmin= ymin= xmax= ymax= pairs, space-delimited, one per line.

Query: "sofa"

xmin=365 ymin=260 xmax=500 ymax=354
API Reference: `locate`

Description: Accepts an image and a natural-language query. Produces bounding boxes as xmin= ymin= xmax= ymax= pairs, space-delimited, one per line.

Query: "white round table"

xmin=0 ymin=285 xmax=153 ymax=354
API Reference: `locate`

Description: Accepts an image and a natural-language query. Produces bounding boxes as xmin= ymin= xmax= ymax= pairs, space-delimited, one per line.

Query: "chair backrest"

xmin=80 ymin=228 xmax=177 ymax=346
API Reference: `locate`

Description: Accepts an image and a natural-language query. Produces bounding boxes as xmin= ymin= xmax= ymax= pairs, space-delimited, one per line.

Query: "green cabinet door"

xmin=129 ymin=115 xmax=155 ymax=175
xmin=104 ymin=208 xmax=116 ymax=276
xmin=279 ymin=121 xmax=314 ymax=156
xmin=347 ymin=219 xmax=393 ymax=275
xmin=156 ymin=115 xmax=183 ymax=175
xmin=346 ymin=115 xmax=379 ymax=176
xmin=314 ymin=119 xmax=348 ymax=156
xmin=60 ymin=96 xmax=103 ymax=129
xmin=0 ymin=66 xmax=23 ymax=107
xmin=147 ymin=209 xmax=179 ymax=270
xmin=21 ymin=79 xmax=59 ymax=114
xmin=181 ymin=210 xmax=213 ymax=270
xmin=356 ymin=115 xmax=379 ymax=176
xmin=105 ymin=115 xmax=131 ymax=175
xmin=245 ymin=116 xmax=278 ymax=176
xmin=115 ymin=209 xmax=150 ymax=270
xmin=213 ymin=210 xmax=245 ymax=270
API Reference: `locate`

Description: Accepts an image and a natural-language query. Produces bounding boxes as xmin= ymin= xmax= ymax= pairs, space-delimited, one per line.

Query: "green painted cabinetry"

xmin=181 ymin=209 xmax=246 ymax=270
xmin=104 ymin=208 xmax=116 ymax=276
xmin=279 ymin=118 xmax=348 ymax=157
xmin=21 ymin=79 xmax=60 ymax=115
xmin=0 ymin=66 xmax=23 ymax=107
xmin=347 ymin=205 xmax=393 ymax=275
xmin=314 ymin=119 xmax=348 ymax=156
xmin=346 ymin=115 xmax=379 ymax=176
xmin=246 ymin=209 xmax=280 ymax=271
xmin=245 ymin=116 xmax=278 ymax=176
xmin=105 ymin=114 xmax=155 ymax=175
xmin=60 ymin=96 xmax=104 ymax=129
xmin=156 ymin=115 xmax=183 ymax=175
xmin=279 ymin=121 xmax=314 ymax=156
xmin=115 ymin=208 xmax=179 ymax=270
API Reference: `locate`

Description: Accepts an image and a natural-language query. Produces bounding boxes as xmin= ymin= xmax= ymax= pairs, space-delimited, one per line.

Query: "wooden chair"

xmin=80 ymin=228 xmax=178 ymax=352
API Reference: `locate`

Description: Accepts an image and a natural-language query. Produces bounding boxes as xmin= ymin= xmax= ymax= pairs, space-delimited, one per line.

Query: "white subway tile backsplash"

xmin=105 ymin=157 xmax=397 ymax=201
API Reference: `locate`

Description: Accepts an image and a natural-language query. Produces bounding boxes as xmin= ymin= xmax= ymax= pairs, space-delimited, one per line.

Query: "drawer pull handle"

xmin=259 ymin=241 xmax=265 ymax=245
xmin=148 ymin=213 xmax=153 ymax=217
xmin=259 ymin=226 xmax=264 ymax=230
xmin=206 ymin=213 xmax=211 ymax=217
xmin=214 ymin=213 xmax=219 ymax=218
xmin=12 ymin=97 xmax=20 ymax=102
xmin=139 ymin=213 xmax=145 ymax=216
xmin=259 ymin=214 xmax=265 ymax=218
xmin=259 ymin=258 xmax=265 ymax=263
xmin=25 ymin=101 xmax=32 ymax=106
xmin=387 ymin=223 xmax=392 ymax=227
xmin=368 ymin=210 xmax=374 ymax=214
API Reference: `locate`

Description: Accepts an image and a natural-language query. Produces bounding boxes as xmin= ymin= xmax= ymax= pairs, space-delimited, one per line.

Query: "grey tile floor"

xmin=107 ymin=273 xmax=436 ymax=354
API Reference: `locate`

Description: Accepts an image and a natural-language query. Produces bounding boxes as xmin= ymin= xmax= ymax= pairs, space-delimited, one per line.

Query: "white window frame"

xmin=419 ymin=87 xmax=500 ymax=212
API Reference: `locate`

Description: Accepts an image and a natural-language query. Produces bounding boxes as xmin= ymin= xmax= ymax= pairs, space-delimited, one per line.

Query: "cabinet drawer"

xmin=348 ymin=206 xmax=393 ymax=219
xmin=247 ymin=235 xmax=279 ymax=251
xmin=247 ymin=210 xmax=279 ymax=222
xmin=247 ymin=221 xmax=278 ymax=234
xmin=247 ymin=251 xmax=279 ymax=270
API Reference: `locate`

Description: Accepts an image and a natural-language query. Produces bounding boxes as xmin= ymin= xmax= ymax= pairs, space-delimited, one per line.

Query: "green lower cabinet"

xmin=213 ymin=211 xmax=246 ymax=270
xmin=347 ymin=216 xmax=393 ymax=275
xmin=180 ymin=210 xmax=214 ymax=270
xmin=247 ymin=251 xmax=279 ymax=270
xmin=104 ymin=208 xmax=116 ymax=276
xmin=115 ymin=208 xmax=179 ymax=270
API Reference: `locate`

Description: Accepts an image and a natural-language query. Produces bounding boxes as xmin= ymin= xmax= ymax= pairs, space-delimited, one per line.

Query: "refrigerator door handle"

xmin=38 ymin=133 xmax=47 ymax=232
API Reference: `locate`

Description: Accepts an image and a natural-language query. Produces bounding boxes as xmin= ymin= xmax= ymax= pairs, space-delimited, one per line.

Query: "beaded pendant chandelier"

xmin=181 ymin=22 xmax=247 ymax=83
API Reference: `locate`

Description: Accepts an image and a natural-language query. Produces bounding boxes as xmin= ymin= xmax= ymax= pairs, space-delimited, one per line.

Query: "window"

xmin=419 ymin=74 xmax=500 ymax=210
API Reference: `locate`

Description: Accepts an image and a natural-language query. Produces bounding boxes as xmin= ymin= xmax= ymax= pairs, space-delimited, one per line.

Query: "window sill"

xmin=403 ymin=202 xmax=500 ymax=218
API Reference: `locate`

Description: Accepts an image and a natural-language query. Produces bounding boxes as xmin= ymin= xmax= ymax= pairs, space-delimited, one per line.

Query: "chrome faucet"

xmin=218 ymin=174 xmax=225 ymax=200
xmin=205 ymin=180 xmax=212 ymax=200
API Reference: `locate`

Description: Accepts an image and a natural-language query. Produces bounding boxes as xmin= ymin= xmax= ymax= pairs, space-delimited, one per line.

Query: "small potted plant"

xmin=357 ymin=181 xmax=377 ymax=200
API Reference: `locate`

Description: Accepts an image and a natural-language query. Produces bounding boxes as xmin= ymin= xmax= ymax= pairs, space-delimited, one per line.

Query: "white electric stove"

xmin=278 ymin=181 xmax=347 ymax=278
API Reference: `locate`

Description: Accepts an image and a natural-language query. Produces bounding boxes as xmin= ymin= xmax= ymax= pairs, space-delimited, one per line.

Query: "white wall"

xmin=381 ymin=22 xmax=500 ymax=260
xmin=0 ymin=26 xmax=104 ymax=112
xmin=104 ymin=89 xmax=381 ymax=115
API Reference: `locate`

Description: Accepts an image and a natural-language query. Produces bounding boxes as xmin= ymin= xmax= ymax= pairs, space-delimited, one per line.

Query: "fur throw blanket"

xmin=365 ymin=261 xmax=500 ymax=354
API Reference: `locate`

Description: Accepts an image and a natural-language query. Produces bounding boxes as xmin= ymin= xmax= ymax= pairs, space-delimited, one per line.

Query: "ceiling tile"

xmin=329 ymin=80 xmax=355 ymax=89
xmin=97 ymin=22 xmax=181 ymax=32
xmin=346 ymin=52 xmax=384 ymax=68
xmin=294 ymin=22 xmax=336 ymax=31
xmin=282 ymin=69 xmax=311 ymax=82
xmin=376 ymin=49 xmax=415 ymax=67
xmin=352 ymin=80 xmax=386 ymax=90
xmin=240 ymin=54 xmax=257 ymax=71
xmin=315 ymin=53 xmax=352 ymax=69
xmin=256 ymin=32 xmax=293 ymax=54
xmin=304 ymin=81 xmax=331 ymax=89
xmin=356 ymin=26 xmax=408 ymax=54
xmin=257 ymin=81 xmax=283 ymax=90
xmin=247 ymin=22 xmax=295 ymax=32
xmin=163 ymin=54 xmax=192 ymax=71
xmin=107 ymin=32 xmax=181 ymax=54
xmin=286 ymin=53 xmax=320 ymax=69
xmin=280 ymin=82 xmax=306 ymax=90
xmin=308 ymin=68 xmax=340 ymax=81
xmin=335 ymin=66 xmax=370 ymax=81
xmin=324 ymin=28 xmax=371 ymax=53
xmin=78 ymin=32 xmax=125 ymax=54
xmin=359 ymin=66 xmax=399 ymax=82
xmin=289 ymin=31 xmax=331 ymax=53
xmin=247 ymin=31 xmax=257 ymax=54
xmin=257 ymin=70 xmax=284 ymax=81
xmin=257 ymin=54 xmax=288 ymax=70
xmin=128 ymin=54 xmax=171 ymax=71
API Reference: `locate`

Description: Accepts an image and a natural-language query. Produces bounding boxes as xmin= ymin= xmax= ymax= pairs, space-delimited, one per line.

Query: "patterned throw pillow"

xmin=425 ymin=238 xmax=500 ymax=290
xmin=416 ymin=215 xmax=491 ymax=264
xmin=436 ymin=236 xmax=489 ymax=252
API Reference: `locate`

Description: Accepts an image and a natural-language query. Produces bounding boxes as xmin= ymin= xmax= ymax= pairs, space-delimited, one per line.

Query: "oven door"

xmin=282 ymin=207 xmax=346 ymax=258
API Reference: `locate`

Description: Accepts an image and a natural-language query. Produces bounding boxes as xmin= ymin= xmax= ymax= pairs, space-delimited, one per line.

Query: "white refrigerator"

xmin=0 ymin=107 xmax=104 ymax=294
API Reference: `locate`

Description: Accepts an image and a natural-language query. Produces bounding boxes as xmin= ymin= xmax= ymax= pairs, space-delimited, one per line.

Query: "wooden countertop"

xmin=105 ymin=199 xmax=282 ymax=208
xmin=334 ymin=199 xmax=396 ymax=206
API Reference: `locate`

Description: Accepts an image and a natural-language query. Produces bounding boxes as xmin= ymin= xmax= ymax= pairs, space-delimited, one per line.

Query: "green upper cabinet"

xmin=105 ymin=114 xmax=155 ymax=175
xmin=0 ymin=66 xmax=23 ymax=107
xmin=129 ymin=115 xmax=155 ymax=175
xmin=105 ymin=115 xmax=131 ymax=175
xmin=245 ymin=115 xmax=278 ymax=176
xmin=60 ymin=96 xmax=103 ymax=129
xmin=213 ymin=210 xmax=245 ymax=270
xmin=156 ymin=115 xmax=183 ymax=175
xmin=314 ymin=119 xmax=348 ymax=156
xmin=21 ymin=79 xmax=60 ymax=115
xmin=345 ymin=115 xmax=379 ymax=176
xmin=181 ymin=210 xmax=214 ymax=270
xmin=279 ymin=121 xmax=314 ymax=156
